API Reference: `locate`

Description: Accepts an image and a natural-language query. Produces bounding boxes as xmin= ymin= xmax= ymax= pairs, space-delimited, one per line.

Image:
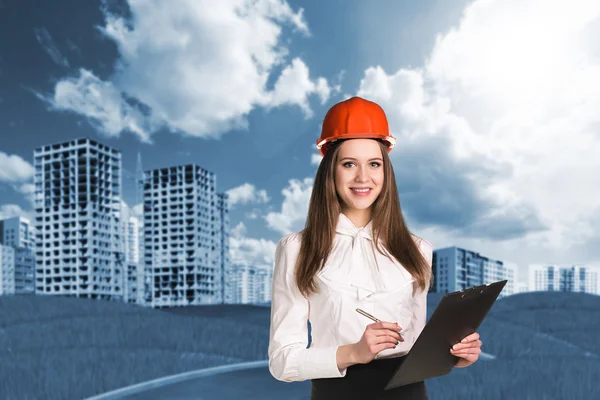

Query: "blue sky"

xmin=1 ymin=0 xmax=599 ymax=281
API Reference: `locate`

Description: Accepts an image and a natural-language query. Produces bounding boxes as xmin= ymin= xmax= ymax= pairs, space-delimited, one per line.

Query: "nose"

xmin=355 ymin=165 xmax=368 ymax=182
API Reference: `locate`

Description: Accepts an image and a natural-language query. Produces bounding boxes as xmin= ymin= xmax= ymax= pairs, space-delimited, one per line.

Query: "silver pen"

xmin=355 ymin=307 xmax=381 ymax=322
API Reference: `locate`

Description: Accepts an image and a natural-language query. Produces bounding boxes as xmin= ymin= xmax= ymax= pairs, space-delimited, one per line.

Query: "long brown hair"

xmin=294 ymin=139 xmax=433 ymax=298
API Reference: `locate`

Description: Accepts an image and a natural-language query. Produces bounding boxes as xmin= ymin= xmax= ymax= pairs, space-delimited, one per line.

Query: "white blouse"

xmin=268 ymin=213 xmax=433 ymax=382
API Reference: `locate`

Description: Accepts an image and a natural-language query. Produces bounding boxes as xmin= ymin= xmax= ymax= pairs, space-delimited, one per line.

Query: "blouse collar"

xmin=335 ymin=212 xmax=373 ymax=241
xmin=329 ymin=212 xmax=415 ymax=300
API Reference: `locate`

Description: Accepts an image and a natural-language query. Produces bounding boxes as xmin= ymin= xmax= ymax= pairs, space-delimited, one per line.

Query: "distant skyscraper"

xmin=126 ymin=216 xmax=141 ymax=264
xmin=141 ymin=164 xmax=228 ymax=307
xmin=0 ymin=216 xmax=35 ymax=249
xmin=120 ymin=202 xmax=141 ymax=264
xmin=33 ymin=138 xmax=124 ymax=300
xmin=135 ymin=152 xmax=147 ymax=305
xmin=216 ymin=193 xmax=230 ymax=304
xmin=503 ymin=262 xmax=517 ymax=296
xmin=14 ymin=248 xmax=35 ymax=294
xmin=231 ymin=264 xmax=273 ymax=304
xmin=529 ymin=264 xmax=599 ymax=295
xmin=224 ymin=263 xmax=239 ymax=304
xmin=0 ymin=244 xmax=15 ymax=296
xmin=120 ymin=201 xmax=142 ymax=304
xmin=136 ymin=152 xmax=144 ymax=207
xmin=432 ymin=246 xmax=512 ymax=297
xmin=0 ymin=217 xmax=36 ymax=295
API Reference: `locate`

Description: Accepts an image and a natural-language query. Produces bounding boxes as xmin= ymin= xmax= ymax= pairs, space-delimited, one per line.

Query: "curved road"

xmin=87 ymin=361 xmax=311 ymax=400
xmin=88 ymin=352 xmax=497 ymax=400
xmin=123 ymin=367 xmax=309 ymax=400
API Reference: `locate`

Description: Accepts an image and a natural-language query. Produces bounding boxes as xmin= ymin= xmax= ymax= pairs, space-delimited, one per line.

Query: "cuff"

xmin=299 ymin=345 xmax=348 ymax=379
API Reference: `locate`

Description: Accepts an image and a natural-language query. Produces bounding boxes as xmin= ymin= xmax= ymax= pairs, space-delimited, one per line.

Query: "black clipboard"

xmin=384 ymin=279 xmax=507 ymax=390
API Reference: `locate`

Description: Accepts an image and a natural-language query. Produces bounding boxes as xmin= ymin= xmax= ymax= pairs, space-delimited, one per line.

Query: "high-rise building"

xmin=432 ymin=246 xmax=512 ymax=297
xmin=0 ymin=244 xmax=15 ymax=296
xmin=0 ymin=217 xmax=36 ymax=295
xmin=216 ymin=193 xmax=230 ymax=304
xmin=33 ymin=138 xmax=124 ymax=300
xmin=123 ymin=261 xmax=142 ymax=304
xmin=529 ymin=264 xmax=599 ymax=295
xmin=230 ymin=264 xmax=273 ymax=304
xmin=135 ymin=153 xmax=146 ymax=305
xmin=118 ymin=202 xmax=142 ymax=304
xmin=120 ymin=202 xmax=141 ymax=264
xmin=14 ymin=247 xmax=35 ymax=294
xmin=0 ymin=216 xmax=35 ymax=249
xmin=141 ymin=164 xmax=228 ymax=307
xmin=224 ymin=263 xmax=238 ymax=304
xmin=503 ymin=262 xmax=517 ymax=296
xmin=126 ymin=216 xmax=141 ymax=264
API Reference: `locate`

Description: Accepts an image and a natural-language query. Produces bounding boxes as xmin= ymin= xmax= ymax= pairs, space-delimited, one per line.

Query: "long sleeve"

xmin=268 ymin=234 xmax=347 ymax=382
xmin=411 ymin=238 xmax=433 ymax=341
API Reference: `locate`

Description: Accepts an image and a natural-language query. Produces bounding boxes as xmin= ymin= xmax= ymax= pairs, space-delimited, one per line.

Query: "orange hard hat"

xmin=316 ymin=96 xmax=396 ymax=156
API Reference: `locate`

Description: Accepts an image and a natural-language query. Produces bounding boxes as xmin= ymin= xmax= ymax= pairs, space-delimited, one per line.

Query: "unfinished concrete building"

xmin=33 ymin=138 xmax=124 ymax=300
xmin=142 ymin=164 xmax=228 ymax=307
xmin=216 ymin=192 xmax=230 ymax=304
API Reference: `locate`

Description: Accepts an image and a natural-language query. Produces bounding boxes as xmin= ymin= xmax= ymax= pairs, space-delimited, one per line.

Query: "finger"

xmin=452 ymin=340 xmax=482 ymax=350
xmin=451 ymin=349 xmax=481 ymax=357
xmin=373 ymin=335 xmax=401 ymax=346
xmin=452 ymin=349 xmax=481 ymax=356
xmin=372 ymin=342 xmax=397 ymax=355
xmin=370 ymin=321 xmax=402 ymax=332
xmin=373 ymin=329 xmax=404 ymax=341
xmin=460 ymin=332 xmax=480 ymax=343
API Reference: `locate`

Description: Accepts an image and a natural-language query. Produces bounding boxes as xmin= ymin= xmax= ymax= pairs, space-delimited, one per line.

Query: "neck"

xmin=341 ymin=207 xmax=372 ymax=228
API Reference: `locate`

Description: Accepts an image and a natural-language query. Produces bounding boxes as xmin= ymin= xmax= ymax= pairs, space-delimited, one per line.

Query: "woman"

xmin=268 ymin=96 xmax=482 ymax=399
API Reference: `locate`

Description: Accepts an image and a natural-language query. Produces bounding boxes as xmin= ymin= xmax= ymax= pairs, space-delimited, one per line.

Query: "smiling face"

xmin=334 ymin=139 xmax=385 ymax=219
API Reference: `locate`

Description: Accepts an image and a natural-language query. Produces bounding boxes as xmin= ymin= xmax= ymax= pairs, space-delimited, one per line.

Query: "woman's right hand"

xmin=352 ymin=321 xmax=404 ymax=364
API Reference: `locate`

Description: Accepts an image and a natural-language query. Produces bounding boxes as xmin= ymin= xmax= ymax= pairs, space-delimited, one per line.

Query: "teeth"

xmin=352 ymin=188 xmax=370 ymax=193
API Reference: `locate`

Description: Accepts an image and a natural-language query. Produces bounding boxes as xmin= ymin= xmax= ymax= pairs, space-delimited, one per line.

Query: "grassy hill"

xmin=426 ymin=291 xmax=600 ymax=399
xmin=0 ymin=292 xmax=598 ymax=399
xmin=0 ymin=295 xmax=271 ymax=400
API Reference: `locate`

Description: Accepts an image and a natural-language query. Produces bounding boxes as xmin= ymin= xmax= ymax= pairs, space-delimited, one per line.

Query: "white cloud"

xmin=265 ymin=177 xmax=313 ymax=235
xmin=17 ymin=184 xmax=36 ymax=208
xmin=39 ymin=0 xmax=331 ymax=140
xmin=355 ymin=0 xmax=600 ymax=264
xmin=226 ymin=183 xmax=270 ymax=207
xmin=266 ymin=58 xmax=331 ymax=117
xmin=229 ymin=222 xmax=277 ymax=268
xmin=34 ymin=27 xmax=69 ymax=67
xmin=311 ymin=153 xmax=322 ymax=165
xmin=245 ymin=208 xmax=262 ymax=220
xmin=0 ymin=152 xmax=34 ymax=183
xmin=37 ymin=69 xmax=153 ymax=142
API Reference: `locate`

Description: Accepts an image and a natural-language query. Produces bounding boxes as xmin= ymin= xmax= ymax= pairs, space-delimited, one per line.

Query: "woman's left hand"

xmin=450 ymin=332 xmax=482 ymax=368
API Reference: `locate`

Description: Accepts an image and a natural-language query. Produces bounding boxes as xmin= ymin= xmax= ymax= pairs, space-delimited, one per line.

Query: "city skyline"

xmin=1 ymin=0 xmax=600 ymax=284
xmin=2 ymin=133 xmax=599 ymax=290
xmin=2 ymin=139 xmax=600 ymax=304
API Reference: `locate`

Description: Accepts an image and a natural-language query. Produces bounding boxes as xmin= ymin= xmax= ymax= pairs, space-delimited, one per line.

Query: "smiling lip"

xmin=350 ymin=187 xmax=372 ymax=196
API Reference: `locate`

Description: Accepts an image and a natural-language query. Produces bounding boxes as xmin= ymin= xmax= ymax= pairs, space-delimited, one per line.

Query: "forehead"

xmin=337 ymin=139 xmax=382 ymax=158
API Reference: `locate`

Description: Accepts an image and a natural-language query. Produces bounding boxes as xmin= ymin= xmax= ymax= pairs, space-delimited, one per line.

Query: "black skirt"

xmin=310 ymin=355 xmax=428 ymax=400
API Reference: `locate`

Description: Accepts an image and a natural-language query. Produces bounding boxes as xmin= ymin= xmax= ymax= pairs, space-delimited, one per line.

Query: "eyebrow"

xmin=339 ymin=157 xmax=383 ymax=162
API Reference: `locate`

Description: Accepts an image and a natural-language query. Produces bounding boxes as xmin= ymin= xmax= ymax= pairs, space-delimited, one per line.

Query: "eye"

xmin=370 ymin=161 xmax=381 ymax=167
xmin=342 ymin=161 xmax=355 ymax=168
